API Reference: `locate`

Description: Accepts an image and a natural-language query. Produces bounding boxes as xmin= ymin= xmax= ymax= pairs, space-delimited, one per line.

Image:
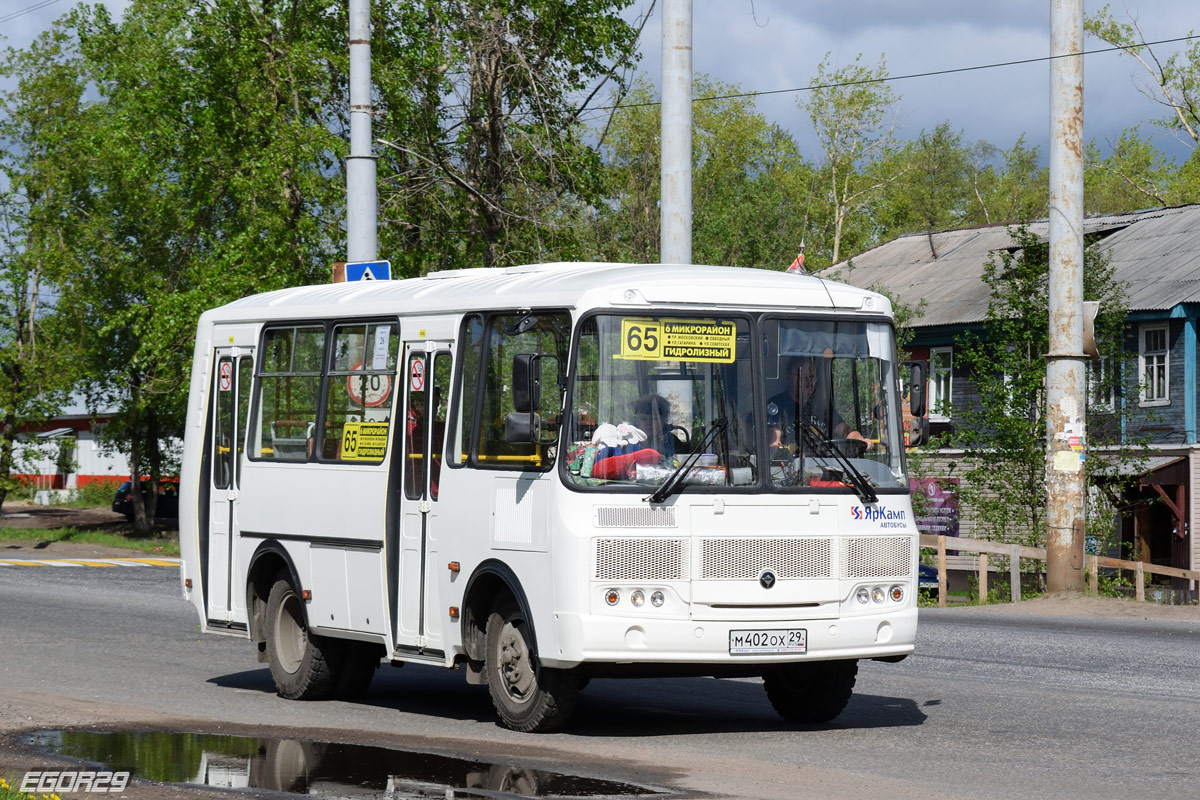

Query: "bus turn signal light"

xmin=448 ymin=561 xmax=460 ymax=573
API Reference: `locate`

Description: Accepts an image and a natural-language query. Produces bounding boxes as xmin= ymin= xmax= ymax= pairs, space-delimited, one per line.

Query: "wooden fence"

xmin=919 ymin=533 xmax=1200 ymax=607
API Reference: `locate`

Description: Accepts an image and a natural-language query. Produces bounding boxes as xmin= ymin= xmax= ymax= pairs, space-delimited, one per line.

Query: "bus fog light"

xmin=890 ymin=585 xmax=904 ymax=602
xmin=604 ymin=589 xmax=620 ymax=606
xmin=630 ymin=590 xmax=645 ymax=607
xmin=650 ymin=591 xmax=665 ymax=607
xmin=856 ymin=587 xmax=870 ymax=604
xmin=871 ymin=586 xmax=886 ymax=604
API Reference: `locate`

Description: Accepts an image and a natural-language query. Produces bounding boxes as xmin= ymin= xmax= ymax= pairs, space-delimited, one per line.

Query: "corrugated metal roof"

xmin=819 ymin=205 xmax=1200 ymax=327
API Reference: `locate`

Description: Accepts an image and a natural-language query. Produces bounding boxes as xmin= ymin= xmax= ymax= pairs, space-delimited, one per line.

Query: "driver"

xmin=767 ymin=356 xmax=871 ymax=451
xmin=632 ymin=392 xmax=675 ymax=459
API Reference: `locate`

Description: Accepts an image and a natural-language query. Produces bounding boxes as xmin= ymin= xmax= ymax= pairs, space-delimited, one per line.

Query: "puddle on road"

xmin=27 ymin=730 xmax=659 ymax=799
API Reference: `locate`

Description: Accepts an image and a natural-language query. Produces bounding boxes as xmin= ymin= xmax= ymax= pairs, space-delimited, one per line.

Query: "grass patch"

xmin=0 ymin=526 xmax=179 ymax=555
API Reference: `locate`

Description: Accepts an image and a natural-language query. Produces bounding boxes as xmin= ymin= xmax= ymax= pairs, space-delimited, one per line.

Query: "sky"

xmin=3 ymin=0 xmax=1199 ymax=164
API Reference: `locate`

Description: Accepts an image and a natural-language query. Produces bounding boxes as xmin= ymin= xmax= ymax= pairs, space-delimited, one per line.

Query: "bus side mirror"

xmin=906 ymin=360 xmax=927 ymax=419
xmin=505 ymin=411 xmax=542 ymax=443
xmin=511 ymin=353 xmax=541 ymax=413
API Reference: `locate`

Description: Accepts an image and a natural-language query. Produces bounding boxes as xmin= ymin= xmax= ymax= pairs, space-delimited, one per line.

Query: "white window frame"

xmin=1139 ymin=324 xmax=1169 ymax=407
xmin=1087 ymin=356 xmax=1116 ymax=412
xmin=929 ymin=347 xmax=953 ymax=422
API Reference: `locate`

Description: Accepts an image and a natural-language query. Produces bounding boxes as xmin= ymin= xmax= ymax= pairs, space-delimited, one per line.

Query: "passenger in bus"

xmin=767 ymin=356 xmax=871 ymax=451
xmin=632 ymin=392 xmax=676 ymax=460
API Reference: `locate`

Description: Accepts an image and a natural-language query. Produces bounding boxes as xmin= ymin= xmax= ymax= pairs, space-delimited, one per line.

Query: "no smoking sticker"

xmin=409 ymin=359 xmax=425 ymax=392
xmin=218 ymin=361 xmax=232 ymax=391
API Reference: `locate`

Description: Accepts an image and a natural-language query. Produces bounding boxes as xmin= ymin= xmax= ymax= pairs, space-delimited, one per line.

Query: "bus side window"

xmin=476 ymin=311 xmax=569 ymax=468
xmin=257 ymin=326 xmax=324 ymax=461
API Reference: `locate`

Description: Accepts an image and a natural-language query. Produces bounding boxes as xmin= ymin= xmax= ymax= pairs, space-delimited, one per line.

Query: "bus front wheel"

xmin=265 ymin=572 xmax=341 ymax=700
xmin=763 ymin=659 xmax=858 ymax=723
xmin=484 ymin=599 xmax=579 ymax=732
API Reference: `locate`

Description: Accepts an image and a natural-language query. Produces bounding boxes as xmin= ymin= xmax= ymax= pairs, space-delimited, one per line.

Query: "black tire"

xmin=484 ymin=598 xmax=579 ymax=732
xmin=265 ymin=571 xmax=342 ymax=700
xmin=763 ymin=659 xmax=858 ymax=723
xmin=334 ymin=641 xmax=381 ymax=699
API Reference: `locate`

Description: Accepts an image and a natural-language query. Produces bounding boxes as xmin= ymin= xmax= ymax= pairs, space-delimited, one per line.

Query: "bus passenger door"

xmin=207 ymin=348 xmax=254 ymax=623
xmin=396 ymin=344 xmax=453 ymax=653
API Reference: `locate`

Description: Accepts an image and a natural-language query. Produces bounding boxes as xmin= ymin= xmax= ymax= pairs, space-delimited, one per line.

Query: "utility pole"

xmin=347 ymin=0 xmax=377 ymax=263
xmin=660 ymin=0 xmax=691 ymax=265
xmin=1045 ymin=0 xmax=1087 ymax=592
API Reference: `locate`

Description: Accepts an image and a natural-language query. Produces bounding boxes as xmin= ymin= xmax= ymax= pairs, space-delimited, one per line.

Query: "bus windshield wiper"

xmin=644 ymin=418 xmax=728 ymax=504
xmin=798 ymin=424 xmax=878 ymax=504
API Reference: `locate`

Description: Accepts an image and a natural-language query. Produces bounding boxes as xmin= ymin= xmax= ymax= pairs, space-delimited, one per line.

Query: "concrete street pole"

xmin=1046 ymin=0 xmax=1087 ymax=592
xmin=347 ymin=0 xmax=377 ymax=263
xmin=660 ymin=0 xmax=691 ymax=265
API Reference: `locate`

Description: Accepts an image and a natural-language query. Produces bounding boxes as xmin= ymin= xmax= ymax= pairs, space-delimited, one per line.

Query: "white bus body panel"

xmin=179 ymin=263 xmax=914 ymax=672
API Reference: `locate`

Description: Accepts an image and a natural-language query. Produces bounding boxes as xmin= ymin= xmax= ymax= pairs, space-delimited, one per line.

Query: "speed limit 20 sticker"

xmin=346 ymin=362 xmax=392 ymax=408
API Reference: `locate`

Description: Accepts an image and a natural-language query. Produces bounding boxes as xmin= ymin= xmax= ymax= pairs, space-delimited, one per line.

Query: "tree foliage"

xmin=802 ymin=53 xmax=902 ymax=267
xmin=596 ymin=75 xmax=816 ymax=268
xmin=951 ymin=227 xmax=1137 ymax=550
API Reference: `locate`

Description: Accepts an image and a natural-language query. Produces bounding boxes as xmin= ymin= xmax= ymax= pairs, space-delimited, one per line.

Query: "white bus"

xmin=179 ymin=262 xmax=927 ymax=732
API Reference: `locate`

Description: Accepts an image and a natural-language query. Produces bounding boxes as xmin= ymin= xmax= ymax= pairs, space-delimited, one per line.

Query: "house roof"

xmin=817 ymin=204 xmax=1200 ymax=328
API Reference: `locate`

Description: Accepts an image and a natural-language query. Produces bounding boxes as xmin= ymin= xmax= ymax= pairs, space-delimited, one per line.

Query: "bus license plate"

xmin=729 ymin=628 xmax=807 ymax=655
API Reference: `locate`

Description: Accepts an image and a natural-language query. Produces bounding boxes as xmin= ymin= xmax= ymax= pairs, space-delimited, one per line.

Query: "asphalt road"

xmin=1 ymin=562 xmax=1198 ymax=800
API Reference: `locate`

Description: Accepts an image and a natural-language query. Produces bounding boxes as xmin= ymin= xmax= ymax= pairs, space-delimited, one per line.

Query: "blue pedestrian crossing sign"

xmin=346 ymin=260 xmax=391 ymax=281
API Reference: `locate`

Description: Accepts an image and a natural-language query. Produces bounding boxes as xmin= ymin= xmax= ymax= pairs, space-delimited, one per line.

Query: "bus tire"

xmin=763 ymin=659 xmax=858 ymax=723
xmin=485 ymin=598 xmax=579 ymax=732
xmin=265 ymin=572 xmax=341 ymax=700
xmin=334 ymin=641 xmax=381 ymax=699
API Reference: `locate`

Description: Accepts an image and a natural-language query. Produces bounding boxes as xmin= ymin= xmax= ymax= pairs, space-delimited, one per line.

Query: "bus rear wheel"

xmin=484 ymin=599 xmax=579 ymax=732
xmin=763 ymin=659 xmax=858 ymax=723
xmin=265 ymin=572 xmax=341 ymax=700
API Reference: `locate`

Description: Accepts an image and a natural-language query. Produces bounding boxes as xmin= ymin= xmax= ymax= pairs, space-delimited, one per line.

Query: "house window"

xmin=1139 ymin=325 xmax=1169 ymax=406
xmin=1087 ymin=356 xmax=1115 ymax=412
xmin=929 ymin=347 xmax=952 ymax=421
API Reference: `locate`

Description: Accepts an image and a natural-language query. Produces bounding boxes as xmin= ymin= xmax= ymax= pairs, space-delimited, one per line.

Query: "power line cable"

xmin=0 ymin=0 xmax=64 ymax=26
xmin=596 ymin=34 xmax=1200 ymax=111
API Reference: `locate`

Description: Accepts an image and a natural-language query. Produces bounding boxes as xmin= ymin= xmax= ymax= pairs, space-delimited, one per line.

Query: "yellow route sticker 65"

xmin=618 ymin=318 xmax=735 ymax=363
xmin=340 ymin=421 xmax=390 ymax=461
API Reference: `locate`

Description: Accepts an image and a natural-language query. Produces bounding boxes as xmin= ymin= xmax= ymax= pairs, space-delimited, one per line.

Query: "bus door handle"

xmin=225 ymin=489 xmax=239 ymax=502
xmin=419 ymin=500 xmax=431 ymax=514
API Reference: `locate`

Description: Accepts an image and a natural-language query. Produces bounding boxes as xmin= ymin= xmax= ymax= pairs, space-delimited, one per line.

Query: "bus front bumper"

xmin=543 ymin=607 xmax=917 ymax=669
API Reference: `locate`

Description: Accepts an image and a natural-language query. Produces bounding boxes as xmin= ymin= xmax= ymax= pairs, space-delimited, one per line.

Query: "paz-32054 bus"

xmin=178 ymin=262 xmax=927 ymax=732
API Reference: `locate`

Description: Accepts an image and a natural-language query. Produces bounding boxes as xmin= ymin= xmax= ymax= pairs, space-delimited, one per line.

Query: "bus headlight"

xmin=650 ymin=591 xmax=665 ymax=607
xmin=630 ymin=590 xmax=645 ymax=607
xmin=856 ymin=587 xmax=871 ymax=605
xmin=871 ymin=586 xmax=886 ymax=604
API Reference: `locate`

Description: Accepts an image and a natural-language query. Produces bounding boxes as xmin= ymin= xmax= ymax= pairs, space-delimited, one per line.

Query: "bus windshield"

xmin=564 ymin=313 xmax=907 ymax=492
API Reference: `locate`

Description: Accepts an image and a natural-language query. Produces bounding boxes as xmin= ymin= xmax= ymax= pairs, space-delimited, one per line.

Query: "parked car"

xmin=918 ymin=561 xmax=940 ymax=596
xmin=112 ymin=480 xmax=179 ymax=522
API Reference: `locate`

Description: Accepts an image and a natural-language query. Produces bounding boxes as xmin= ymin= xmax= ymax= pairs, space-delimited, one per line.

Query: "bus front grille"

xmin=593 ymin=535 xmax=912 ymax=583
xmin=594 ymin=538 xmax=690 ymax=581
xmin=842 ymin=536 xmax=912 ymax=578
xmin=698 ymin=537 xmax=832 ymax=580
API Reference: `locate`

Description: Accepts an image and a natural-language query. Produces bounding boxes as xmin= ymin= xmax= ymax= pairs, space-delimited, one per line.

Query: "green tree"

xmin=1084 ymin=127 xmax=1176 ymax=213
xmin=594 ymin=75 xmax=816 ymax=269
xmin=967 ymin=135 xmax=1048 ymax=225
xmin=5 ymin=0 xmax=345 ymax=532
xmin=952 ymin=227 xmax=1140 ymax=555
xmin=0 ymin=25 xmax=89 ymax=510
xmin=371 ymin=0 xmax=642 ymax=273
xmin=802 ymin=53 xmax=902 ymax=266
xmin=1086 ymin=7 xmax=1200 ymax=149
